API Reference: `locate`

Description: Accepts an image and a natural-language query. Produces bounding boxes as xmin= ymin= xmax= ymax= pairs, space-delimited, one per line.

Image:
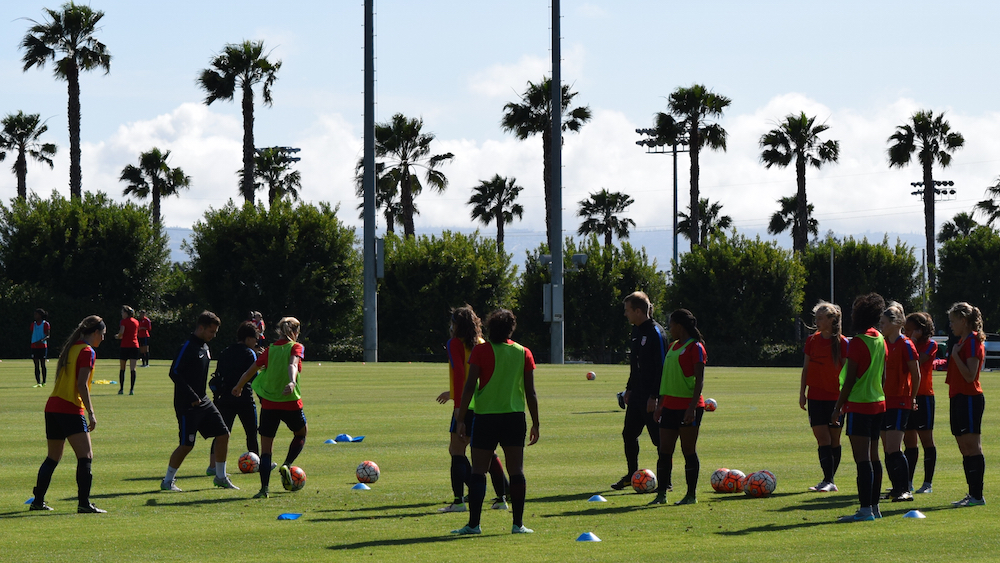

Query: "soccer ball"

xmin=288 ymin=466 xmax=307 ymax=491
xmin=744 ymin=470 xmax=777 ymax=498
xmin=704 ymin=398 xmax=717 ymax=412
xmin=722 ymin=469 xmax=747 ymax=493
xmin=357 ymin=460 xmax=380 ymax=484
xmin=238 ymin=451 xmax=260 ymax=474
xmin=710 ymin=468 xmax=730 ymax=492
xmin=586 ymin=371 xmax=596 ymax=380
xmin=631 ymin=468 xmax=657 ymax=493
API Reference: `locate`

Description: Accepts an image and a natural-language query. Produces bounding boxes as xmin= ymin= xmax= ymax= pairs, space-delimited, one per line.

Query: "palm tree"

xmin=242 ymin=148 xmax=301 ymax=205
xmin=887 ymin=109 xmax=964 ymax=287
xmin=119 ymin=147 xmax=191 ymax=227
xmin=654 ymin=85 xmax=731 ymax=247
xmin=759 ymin=112 xmax=839 ymax=253
xmin=677 ymin=197 xmax=732 ymax=247
xmin=0 ymin=111 xmax=57 ymax=200
xmin=937 ymin=211 xmax=978 ymax=243
xmin=501 ymin=78 xmax=592 ymax=237
xmin=768 ymin=195 xmax=819 ymax=243
xmin=355 ymin=162 xmax=404 ymax=234
xmin=576 ymin=189 xmax=635 ymax=249
xmin=974 ymin=178 xmax=1000 ymax=227
xmin=357 ymin=113 xmax=453 ymax=237
xmin=468 ymin=174 xmax=524 ymax=253
xmin=20 ymin=2 xmax=111 ymax=198
xmin=198 ymin=40 xmax=281 ymax=204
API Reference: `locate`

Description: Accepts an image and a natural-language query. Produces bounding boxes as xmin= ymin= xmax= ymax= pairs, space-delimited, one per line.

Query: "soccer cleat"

xmin=438 ymin=503 xmax=467 ymax=513
xmin=616 ymin=391 xmax=627 ymax=410
xmin=33 ymin=383 xmax=42 ymax=388
xmin=129 ymin=390 xmax=134 ymax=395
xmin=450 ymin=525 xmax=482 ymax=535
xmin=253 ymin=488 xmax=269 ymax=499
xmin=279 ymin=465 xmax=293 ymax=491
xmin=213 ymin=475 xmax=239 ymax=490
xmin=610 ymin=475 xmax=631 ymax=490
xmin=77 ymin=503 xmax=107 ymax=514
xmin=891 ymin=491 xmax=914 ymax=502
xmin=118 ymin=388 xmax=124 ymax=395
xmin=674 ymin=495 xmax=697 ymax=505
xmin=205 ymin=467 xmax=217 ymax=476
xmin=271 ymin=462 xmax=278 ymax=471
xmin=490 ymin=497 xmax=508 ymax=510
xmin=817 ymin=482 xmax=839 ymax=493
xmin=160 ymin=479 xmax=182 ymax=492
xmin=915 ymin=483 xmax=933 ymax=494
xmin=808 ymin=481 xmax=830 ymax=492
xmin=837 ymin=510 xmax=875 ymax=522
xmin=647 ymin=494 xmax=667 ymax=505
xmin=952 ymin=495 xmax=986 ymax=507
xmin=511 ymin=524 xmax=534 ymax=534
xmin=29 ymin=501 xmax=53 ymax=511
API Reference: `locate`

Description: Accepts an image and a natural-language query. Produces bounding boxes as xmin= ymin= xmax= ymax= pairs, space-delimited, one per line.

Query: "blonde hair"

xmin=882 ymin=301 xmax=906 ymax=326
xmin=948 ymin=302 xmax=985 ymax=344
xmin=274 ymin=317 xmax=301 ymax=341
xmin=56 ymin=316 xmax=105 ymax=380
xmin=811 ymin=300 xmax=843 ymax=365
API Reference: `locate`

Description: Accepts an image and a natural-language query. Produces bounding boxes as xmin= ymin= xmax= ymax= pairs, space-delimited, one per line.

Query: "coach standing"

xmin=611 ymin=291 xmax=667 ymax=491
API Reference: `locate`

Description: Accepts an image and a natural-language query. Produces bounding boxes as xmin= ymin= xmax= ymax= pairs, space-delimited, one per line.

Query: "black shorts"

xmin=881 ymin=408 xmax=911 ymax=432
xmin=45 ymin=411 xmax=88 ymax=440
xmin=845 ymin=411 xmax=883 ymax=439
xmin=950 ymin=394 xmax=985 ymax=436
xmin=31 ymin=348 xmax=47 ymax=360
xmin=176 ymin=400 xmax=229 ymax=446
xmin=138 ymin=337 xmax=149 ymax=347
xmin=449 ymin=409 xmax=475 ymax=433
xmin=807 ymin=399 xmax=843 ymax=428
xmin=658 ymin=407 xmax=704 ymax=430
xmin=470 ymin=412 xmax=526 ymax=450
xmin=906 ymin=395 xmax=935 ymax=431
xmin=120 ymin=347 xmax=140 ymax=360
xmin=259 ymin=407 xmax=307 ymax=438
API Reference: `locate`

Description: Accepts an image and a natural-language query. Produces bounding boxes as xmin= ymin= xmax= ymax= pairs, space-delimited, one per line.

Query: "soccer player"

xmin=436 ymin=305 xmax=510 ymax=513
xmin=945 ymin=302 xmax=987 ymax=507
xmin=451 ymin=309 xmax=539 ymax=535
xmin=800 ymin=300 xmax=848 ymax=493
xmin=29 ymin=315 xmax=107 ymax=513
xmin=251 ymin=311 xmax=266 ymax=351
xmin=649 ymin=308 xmax=706 ymax=506
xmin=114 ymin=305 xmax=140 ymax=395
xmin=160 ymin=311 xmax=238 ymax=492
xmin=232 ymin=317 xmax=307 ymax=499
xmin=30 ymin=308 xmax=51 ymax=387
xmin=879 ymin=301 xmax=920 ymax=502
xmin=611 ymin=291 xmax=666 ymax=492
xmin=207 ymin=321 xmax=260 ymax=475
xmin=832 ymin=293 xmax=887 ymax=522
xmin=138 ymin=310 xmax=152 ymax=367
xmin=903 ymin=312 xmax=938 ymax=494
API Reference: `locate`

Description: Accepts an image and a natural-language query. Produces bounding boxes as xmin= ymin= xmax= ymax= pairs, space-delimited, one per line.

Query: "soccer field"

xmin=2 ymin=358 xmax=998 ymax=562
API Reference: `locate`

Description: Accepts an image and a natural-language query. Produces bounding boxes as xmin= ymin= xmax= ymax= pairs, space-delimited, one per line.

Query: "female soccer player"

xmin=29 ymin=315 xmax=107 ymax=513
xmin=436 ymin=305 xmax=510 ymax=513
xmin=649 ymin=308 xmax=706 ymax=506
xmin=207 ymin=321 xmax=261 ymax=475
xmin=138 ymin=310 xmax=152 ymax=367
xmin=251 ymin=311 xmax=266 ymax=351
xmin=945 ymin=302 xmax=986 ymax=507
xmin=832 ymin=293 xmax=887 ymax=522
xmin=879 ymin=301 xmax=920 ymax=502
xmin=233 ymin=317 xmax=307 ymax=499
xmin=903 ymin=312 xmax=938 ymax=494
xmin=30 ymin=308 xmax=50 ymax=387
xmin=451 ymin=309 xmax=539 ymax=535
xmin=115 ymin=305 xmax=140 ymax=395
xmin=799 ymin=301 xmax=848 ymax=493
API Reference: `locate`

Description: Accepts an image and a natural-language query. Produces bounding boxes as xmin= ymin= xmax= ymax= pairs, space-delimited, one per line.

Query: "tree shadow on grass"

xmin=544 ymin=504 xmax=653 ymax=518
xmin=770 ymin=494 xmax=858 ymax=512
xmin=313 ymin=501 xmax=440 ymax=514
xmin=140 ymin=496 xmax=249 ymax=508
xmin=328 ymin=535 xmax=469 ymax=551
xmin=570 ymin=410 xmax=620 ymax=415
xmin=717 ymin=520 xmax=832 ymax=535
xmin=309 ymin=511 xmax=433 ymax=523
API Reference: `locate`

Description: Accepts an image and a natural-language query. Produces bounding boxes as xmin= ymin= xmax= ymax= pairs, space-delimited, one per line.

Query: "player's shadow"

xmin=121 ymin=474 xmax=204 ymax=482
xmin=545 ymin=504 xmax=651 ymax=517
xmin=141 ymin=496 xmax=248 ymax=508
xmin=530 ymin=492 xmax=613 ymax=503
xmin=770 ymin=493 xmax=857 ymax=512
xmin=313 ymin=501 xmax=439 ymax=513
xmin=717 ymin=520 xmax=832 ymax=535
xmin=0 ymin=510 xmax=78 ymax=519
xmin=310 ymin=511 xmax=431 ymax=523
xmin=571 ymin=410 xmax=620 ymax=415
xmin=329 ymin=535 xmax=467 ymax=551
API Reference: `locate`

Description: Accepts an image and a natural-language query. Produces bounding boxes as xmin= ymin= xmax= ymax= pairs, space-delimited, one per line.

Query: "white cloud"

xmin=467 ymin=44 xmax=586 ymax=99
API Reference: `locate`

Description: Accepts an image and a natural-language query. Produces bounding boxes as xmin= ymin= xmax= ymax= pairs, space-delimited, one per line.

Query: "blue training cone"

xmin=324 ymin=439 xmax=336 ymax=444
xmin=903 ymin=510 xmax=926 ymax=519
xmin=588 ymin=495 xmax=607 ymax=502
xmin=335 ymin=433 xmax=353 ymax=442
xmin=352 ymin=483 xmax=371 ymax=490
xmin=576 ymin=532 xmax=601 ymax=542
xmin=351 ymin=436 xmax=365 ymax=442
xmin=25 ymin=497 xmax=34 ymax=504
xmin=277 ymin=513 xmax=302 ymax=520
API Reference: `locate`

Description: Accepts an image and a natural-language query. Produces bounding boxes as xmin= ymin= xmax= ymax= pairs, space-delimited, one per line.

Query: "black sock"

xmin=886 ymin=451 xmax=908 ymax=495
xmin=41 ymin=364 xmax=46 ymax=384
xmin=656 ymin=452 xmax=672 ymax=495
xmin=832 ymin=445 xmax=842 ymax=478
xmin=260 ymin=453 xmax=272 ymax=489
xmin=965 ymin=454 xmax=985 ymax=499
xmin=684 ymin=453 xmax=700 ymax=498
xmin=871 ymin=459 xmax=883 ymax=508
xmin=119 ymin=369 xmax=125 ymax=390
xmin=818 ymin=445 xmax=834 ymax=483
xmin=624 ymin=436 xmax=639 ymax=476
xmin=130 ymin=370 xmax=136 ymax=392
xmin=509 ymin=474 xmax=526 ymax=527
xmin=904 ymin=447 xmax=919 ymax=484
xmin=856 ymin=460 xmax=873 ymax=508
xmin=76 ymin=457 xmax=93 ymax=507
xmin=467 ymin=473 xmax=487 ymax=528
xmin=924 ymin=446 xmax=936 ymax=484
xmin=284 ymin=435 xmax=305 ymax=466
xmin=33 ymin=457 xmax=59 ymax=505
xmin=488 ymin=454 xmax=509 ymax=498
xmin=34 ymin=361 xmax=41 ymax=384
xmin=450 ymin=455 xmax=468 ymax=502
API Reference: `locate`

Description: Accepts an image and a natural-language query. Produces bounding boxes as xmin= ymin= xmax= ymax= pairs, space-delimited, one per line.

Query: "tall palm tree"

xmin=20 ymin=2 xmax=111 ymax=198
xmin=759 ymin=112 xmax=839 ymax=253
xmin=937 ymin=211 xmax=979 ymax=243
xmin=198 ymin=40 xmax=281 ymax=204
xmin=576 ymin=189 xmax=635 ymax=249
xmin=0 ymin=111 xmax=57 ymax=200
xmin=767 ymin=195 xmax=819 ymax=243
xmin=468 ymin=174 xmax=524 ymax=253
xmin=501 ymin=77 xmax=592 ymax=237
xmin=654 ymin=84 xmax=731 ymax=247
xmin=357 ymin=113 xmax=453 ymax=237
xmin=975 ymin=178 xmax=1000 ymax=227
xmin=119 ymin=147 xmax=191 ymax=227
xmin=355 ymin=162 xmax=404 ymax=234
xmin=243 ymin=148 xmax=301 ymax=205
xmin=887 ymin=109 xmax=964 ymax=288
xmin=677 ymin=197 xmax=732 ymax=247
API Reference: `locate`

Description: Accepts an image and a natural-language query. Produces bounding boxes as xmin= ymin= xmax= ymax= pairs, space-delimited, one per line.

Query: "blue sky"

xmin=4 ymin=1 xmax=1000 ymax=265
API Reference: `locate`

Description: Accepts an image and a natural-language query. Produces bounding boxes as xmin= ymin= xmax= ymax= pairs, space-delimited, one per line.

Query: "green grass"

xmin=2 ymin=358 xmax=999 ymax=562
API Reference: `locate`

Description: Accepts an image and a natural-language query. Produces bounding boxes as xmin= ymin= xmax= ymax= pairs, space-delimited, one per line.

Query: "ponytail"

xmin=669 ymin=308 xmax=704 ymax=343
xmin=55 ymin=316 xmax=105 ymax=381
xmin=274 ymin=317 xmax=301 ymax=341
xmin=948 ymin=302 xmax=986 ymax=344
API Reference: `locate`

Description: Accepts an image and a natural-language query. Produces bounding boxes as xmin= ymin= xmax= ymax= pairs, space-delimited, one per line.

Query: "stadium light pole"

xmin=549 ymin=0 xmax=564 ymax=364
xmin=635 ymin=129 xmax=689 ymax=270
xmin=362 ymin=0 xmax=378 ymax=362
xmin=909 ymin=179 xmax=955 ymax=311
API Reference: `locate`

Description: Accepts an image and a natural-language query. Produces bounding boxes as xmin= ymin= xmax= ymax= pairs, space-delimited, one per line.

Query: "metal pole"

xmin=829 ymin=245 xmax=834 ymax=303
xmin=362 ymin=0 xmax=378 ymax=362
xmin=672 ymin=142 xmax=678 ymax=269
xmin=549 ymin=0 xmax=564 ymax=364
xmin=921 ymin=248 xmax=927 ymax=311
